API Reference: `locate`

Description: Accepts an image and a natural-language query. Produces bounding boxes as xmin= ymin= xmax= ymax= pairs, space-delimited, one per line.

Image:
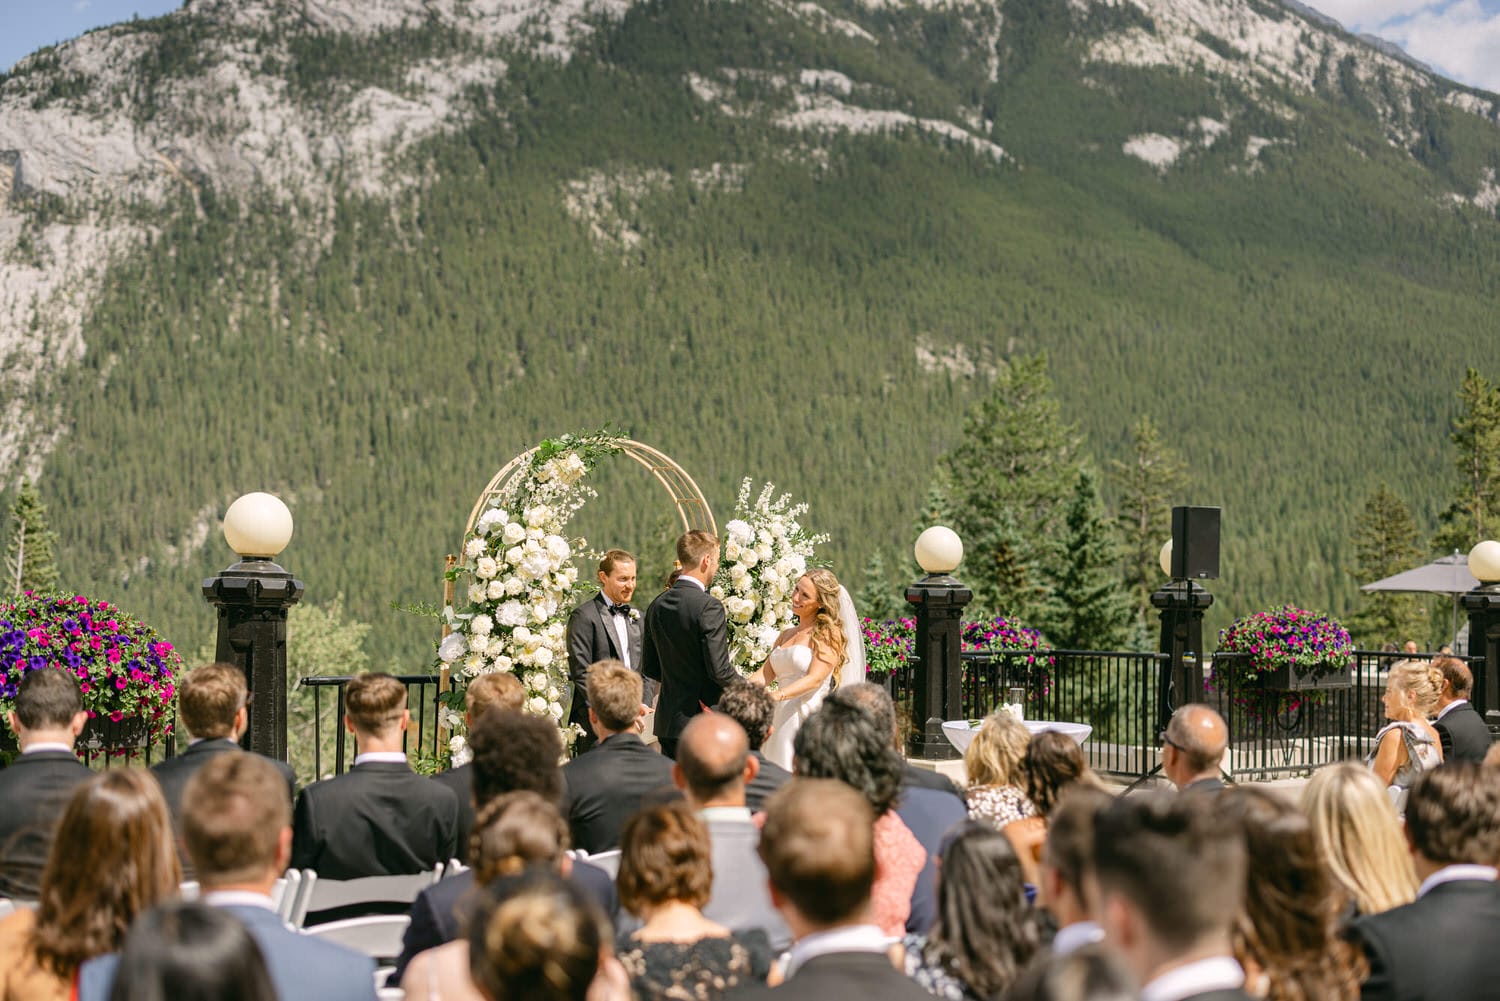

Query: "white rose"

xmin=740 ymin=548 xmax=759 ymax=568
xmin=487 ymin=579 xmax=507 ymax=600
xmin=710 ymin=585 xmax=726 ymax=599
xmin=545 ymin=535 xmax=571 ymax=561
xmin=505 ymin=546 xmax=525 ymax=566
xmin=464 ymin=537 xmax=486 ymax=559
xmin=757 ymin=542 xmax=773 ymax=560
xmin=514 ymin=625 xmax=533 ymax=644
xmin=786 ymin=554 xmax=806 ymax=576
xmin=528 ymin=696 xmax=548 ymax=715
xmin=526 ymin=505 xmax=550 ymax=528
xmin=475 ymin=556 xmax=499 ymax=579
xmin=505 ymin=578 xmax=526 ymax=596
xmin=725 ymin=541 xmax=742 ymax=562
xmin=477 ymin=508 xmax=508 ymax=533
xmin=530 ymin=603 xmax=549 ymax=623
xmin=495 ymin=656 xmax=513 ymax=673
xmin=467 ymin=584 xmax=487 ymax=604
xmin=502 ymin=522 xmax=527 ymax=545
xmin=547 ymin=685 xmax=560 ymax=701
xmin=527 ymin=526 xmax=545 ymax=541
xmin=438 ymin=632 xmax=467 ymax=662
xmin=547 ymin=622 xmax=566 ymax=640
xmin=532 ymin=646 xmax=553 ymax=667
xmin=549 ymin=701 xmax=564 ymax=720
xmin=731 ymin=564 xmax=751 ymax=586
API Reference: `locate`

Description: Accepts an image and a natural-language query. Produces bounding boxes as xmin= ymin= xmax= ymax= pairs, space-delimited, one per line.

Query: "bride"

xmin=750 ymin=568 xmax=866 ymax=771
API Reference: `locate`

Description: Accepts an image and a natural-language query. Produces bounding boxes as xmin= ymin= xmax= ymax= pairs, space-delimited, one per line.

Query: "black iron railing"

xmin=296 ymin=674 xmax=445 ymax=780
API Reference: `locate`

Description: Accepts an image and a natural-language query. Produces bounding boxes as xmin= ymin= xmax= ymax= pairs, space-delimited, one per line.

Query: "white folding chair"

xmin=443 ymin=857 xmax=469 ymax=879
xmin=299 ymin=914 xmax=411 ymax=963
xmin=178 ymin=881 xmax=200 ymax=901
xmin=577 ymin=849 xmax=621 ymax=879
xmin=271 ymin=869 xmax=301 ymax=921
xmin=290 ymin=865 xmax=442 ymax=928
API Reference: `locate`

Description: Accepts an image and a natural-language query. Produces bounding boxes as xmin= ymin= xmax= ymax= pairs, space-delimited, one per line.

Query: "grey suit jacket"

xmin=701 ymin=810 xmax=791 ymax=952
xmin=78 ymin=902 xmax=377 ymax=1001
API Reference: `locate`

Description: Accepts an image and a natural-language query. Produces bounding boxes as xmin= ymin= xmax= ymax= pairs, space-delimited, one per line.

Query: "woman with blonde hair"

xmin=965 ymin=711 xmax=1037 ymax=831
xmin=1367 ymin=659 xmax=1443 ymax=809
xmin=752 ymin=567 xmax=865 ymax=770
xmin=1300 ymin=763 xmax=1417 ymax=918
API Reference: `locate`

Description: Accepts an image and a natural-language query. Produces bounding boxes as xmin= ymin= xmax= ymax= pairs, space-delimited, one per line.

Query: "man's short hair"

xmin=177 ymin=663 xmax=246 ymax=739
xmin=470 ymin=709 xmax=564 ymax=808
xmin=14 ymin=667 xmax=82 ymax=729
xmin=468 ymin=672 xmax=524 ymax=720
xmin=1165 ymin=705 xmax=1228 ymax=774
xmin=586 ymin=660 xmax=641 ymax=732
xmin=1405 ymin=763 xmax=1500 ymax=866
xmin=344 ymin=673 xmax=407 ymax=735
xmin=792 ymin=699 xmax=904 ymax=816
xmin=182 ymin=753 xmax=289 ymax=885
xmin=827 ymin=683 xmax=898 ymax=749
xmin=1093 ymin=793 xmax=1245 ymax=953
xmin=715 ymin=681 xmax=775 ymax=751
xmin=759 ymin=779 xmax=874 ymax=926
xmin=1042 ymin=785 xmax=1113 ymax=911
xmin=1433 ymin=656 xmax=1473 ymax=699
xmin=676 ymin=715 xmax=749 ymax=803
xmin=599 ymin=550 xmax=635 ymax=575
xmin=675 ymin=531 xmax=718 ymax=570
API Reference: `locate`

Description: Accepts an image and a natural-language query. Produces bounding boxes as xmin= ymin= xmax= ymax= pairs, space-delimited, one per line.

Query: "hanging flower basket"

xmin=1213 ymin=604 xmax=1354 ymax=702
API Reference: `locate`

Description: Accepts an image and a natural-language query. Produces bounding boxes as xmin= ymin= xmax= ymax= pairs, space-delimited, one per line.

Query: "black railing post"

xmin=1150 ymin=580 xmax=1213 ymax=734
xmin=1462 ymin=583 xmax=1500 ymax=732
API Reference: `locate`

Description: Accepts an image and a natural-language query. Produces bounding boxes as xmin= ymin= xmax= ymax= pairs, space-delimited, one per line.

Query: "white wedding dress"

xmin=762 ymin=644 xmax=830 ymax=771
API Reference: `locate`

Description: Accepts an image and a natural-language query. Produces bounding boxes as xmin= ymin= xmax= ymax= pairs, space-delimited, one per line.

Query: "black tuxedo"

xmin=567 ymin=592 xmax=650 ymax=752
xmin=0 ymin=749 xmax=92 ymax=898
xmin=430 ymin=763 xmax=475 ymax=863
xmin=641 ymin=579 xmax=736 ymax=757
xmin=734 ymin=950 xmax=931 ymax=1001
xmin=560 ymin=732 xmax=676 ymax=854
xmin=390 ymin=861 xmax=618 ymax=982
xmin=1433 ymin=702 xmax=1493 ymax=764
xmin=290 ymin=760 xmax=460 ymax=880
xmin=1352 ymin=877 xmax=1500 ymax=1001
xmin=151 ymin=738 xmax=297 ymax=818
xmin=746 ymin=750 xmax=791 ymax=812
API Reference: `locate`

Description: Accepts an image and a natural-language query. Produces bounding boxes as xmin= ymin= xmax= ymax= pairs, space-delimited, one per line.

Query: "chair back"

xmin=271 ymin=869 xmax=301 ymax=921
xmin=579 ymin=849 xmax=621 ymax=878
xmin=299 ymin=914 xmax=411 ymax=962
xmin=289 ymin=864 xmax=442 ymax=927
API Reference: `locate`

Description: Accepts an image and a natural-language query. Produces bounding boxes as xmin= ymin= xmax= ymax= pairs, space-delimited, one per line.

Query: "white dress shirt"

xmin=1052 ymin=920 xmax=1105 ymax=955
xmin=1436 ymin=698 xmax=1470 ymax=721
xmin=21 ymin=742 xmax=75 ymax=755
xmin=353 ymin=751 xmax=408 ymax=766
xmin=603 ymin=600 xmax=631 ymax=669
xmin=1417 ymin=864 xmax=1497 ymax=898
xmin=678 ymin=575 xmax=706 ymax=591
xmin=1140 ymin=956 xmax=1245 ymax=1001
xmin=783 ymin=924 xmax=891 ymax=977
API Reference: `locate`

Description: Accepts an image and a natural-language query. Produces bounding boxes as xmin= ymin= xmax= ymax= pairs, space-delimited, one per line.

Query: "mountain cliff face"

xmin=1 ymin=0 xmax=1497 ymax=660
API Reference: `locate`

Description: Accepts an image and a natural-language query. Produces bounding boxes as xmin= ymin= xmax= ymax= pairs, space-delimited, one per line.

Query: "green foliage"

xmin=855 ymin=549 xmax=902 ymax=622
xmin=1109 ymin=416 xmax=1186 ymax=618
xmin=4 ymin=478 xmax=61 ymax=595
xmin=1038 ymin=468 xmax=1133 ymax=650
xmin=286 ymin=596 xmax=372 ymax=783
xmin=1347 ymin=486 xmax=1428 ymax=647
xmin=1433 ymin=368 xmax=1500 ymax=553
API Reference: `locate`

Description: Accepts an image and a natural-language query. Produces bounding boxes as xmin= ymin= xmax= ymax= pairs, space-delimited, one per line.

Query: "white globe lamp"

xmin=223 ymin=492 xmax=294 ymax=559
xmin=914 ymin=526 xmax=963 ymax=575
xmin=1159 ymin=538 xmax=1174 ymax=577
xmin=1470 ymin=540 xmax=1500 ymax=584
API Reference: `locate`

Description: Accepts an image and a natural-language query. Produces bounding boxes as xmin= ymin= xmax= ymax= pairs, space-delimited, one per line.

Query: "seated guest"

xmin=561 ymin=660 xmax=675 ymax=854
xmin=827 ymin=683 xmax=967 ymax=934
xmin=0 ymin=667 xmax=91 ymax=898
xmin=0 ymin=770 xmax=180 ymax=1001
xmin=149 ymin=664 xmax=296 ymax=861
xmin=79 ymin=753 xmax=377 ymax=1001
xmin=897 ymin=820 xmax=1039 ymax=1001
xmin=715 ymin=680 xmax=791 ymax=811
xmin=965 ymin=711 xmax=1037 ymax=829
xmin=1163 ymin=705 xmax=1230 ymax=794
xmin=290 ymin=671 xmax=459 ymax=882
xmin=1093 ymin=793 xmax=1253 ymax=1001
xmin=1300 ymin=763 xmax=1415 ymax=918
xmin=1430 ymin=656 xmax=1492 ymax=764
xmin=672 ymin=713 xmax=790 ymax=950
xmin=1368 ymin=659 xmax=1444 ymax=809
xmin=734 ymin=779 xmax=930 ymax=1001
xmin=402 ymin=791 xmax=572 ymax=1001
xmin=431 ymin=671 xmax=525 ymax=863
xmin=615 ymin=803 xmax=773 ymax=1001
xmin=1349 ymin=763 xmax=1500 ymax=1001
xmin=392 ymin=709 xmax=618 ymax=982
xmin=1220 ymin=787 xmax=1361 ymax=1001
xmin=1037 ymin=786 xmax=1114 ymax=955
xmin=793 ymin=699 xmax=924 ymax=937
xmin=1004 ymin=944 xmax=1137 ymax=1001
xmin=1024 ymin=731 xmax=1106 ymax=819
xmin=104 ymin=901 xmax=276 ymax=1001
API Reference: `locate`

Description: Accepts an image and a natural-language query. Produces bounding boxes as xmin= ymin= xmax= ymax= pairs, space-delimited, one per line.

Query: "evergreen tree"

xmin=1108 ymin=415 xmax=1186 ymax=616
xmin=287 ymin=595 xmax=372 ymax=783
xmin=1037 ymin=468 xmax=1133 ymax=650
xmin=1434 ymin=368 xmax=1500 ymax=553
xmin=856 ymin=549 xmax=902 ymax=622
xmin=1349 ymin=486 xmax=1427 ymax=648
xmin=3 ymin=478 xmax=61 ymax=595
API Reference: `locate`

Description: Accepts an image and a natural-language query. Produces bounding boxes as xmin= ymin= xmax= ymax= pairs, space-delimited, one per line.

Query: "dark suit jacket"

xmin=290 ymin=760 xmax=460 ymax=880
xmin=391 ymin=861 xmax=618 ymax=982
xmin=0 ymin=749 xmax=92 ymax=898
xmin=641 ymin=579 xmax=736 ymax=751
xmin=734 ymin=950 xmax=932 ymax=1001
xmin=79 ymin=902 xmax=377 ymax=1001
xmin=746 ymin=750 xmax=792 ymax=812
xmin=1352 ymin=877 xmax=1500 ymax=1001
xmin=151 ymin=740 xmax=297 ymax=873
xmin=567 ymin=593 xmax=652 ymax=734
xmin=896 ymin=783 xmax=968 ymax=935
xmin=902 ymin=761 xmax=963 ymax=798
xmin=560 ymin=732 xmax=676 ymax=854
xmin=431 ymin=763 xmax=474 ymax=863
xmin=1434 ymin=702 xmax=1493 ymax=764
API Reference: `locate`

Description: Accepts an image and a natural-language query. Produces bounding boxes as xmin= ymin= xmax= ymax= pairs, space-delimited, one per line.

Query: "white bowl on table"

xmin=941 ymin=718 xmax=1093 ymax=755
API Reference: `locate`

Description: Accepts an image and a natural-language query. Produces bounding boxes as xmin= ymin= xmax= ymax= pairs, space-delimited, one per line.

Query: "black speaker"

xmin=1170 ymin=506 xmax=1221 ymax=580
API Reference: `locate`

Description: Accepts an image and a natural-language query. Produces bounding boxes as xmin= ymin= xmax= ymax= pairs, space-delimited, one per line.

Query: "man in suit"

xmin=392 ymin=707 xmax=618 ymax=982
xmin=561 ymin=660 xmax=676 ymax=853
xmin=736 ymin=779 xmax=930 ymax=1001
xmin=1163 ymin=704 xmax=1229 ymax=793
xmin=1093 ymin=793 xmax=1253 ymax=1001
xmin=1431 ymin=656 xmax=1493 ymax=764
xmin=77 ymin=752 xmax=377 ymax=1001
xmin=1351 ymin=763 xmax=1500 ymax=1001
xmin=642 ymin=530 xmax=736 ymax=759
xmin=673 ymin=712 xmax=790 ymax=950
xmin=290 ymin=672 xmax=459 ymax=882
xmin=0 ymin=667 xmax=91 ymax=898
xmin=430 ymin=670 xmax=524 ymax=863
xmin=1037 ymin=785 xmax=1112 ymax=954
xmin=149 ymin=663 xmax=297 ymax=863
xmin=567 ymin=549 xmax=650 ymax=753
xmin=715 ymin=680 xmax=791 ymax=811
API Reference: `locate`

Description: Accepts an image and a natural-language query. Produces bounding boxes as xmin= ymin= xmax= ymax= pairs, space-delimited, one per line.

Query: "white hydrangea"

xmin=464 ymin=537 xmax=486 ymax=559
xmin=438 ymin=632 xmax=467 ymax=663
xmin=497 ymin=601 xmax=527 ymax=627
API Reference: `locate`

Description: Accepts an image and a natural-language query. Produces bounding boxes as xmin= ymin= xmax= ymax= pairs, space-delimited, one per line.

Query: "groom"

xmin=642 ymin=530 xmax=737 ymax=759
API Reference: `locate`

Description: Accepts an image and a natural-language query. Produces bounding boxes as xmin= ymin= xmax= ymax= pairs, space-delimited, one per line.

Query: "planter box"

xmin=79 ymin=714 xmax=150 ymax=752
xmin=1259 ymin=661 xmax=1354 ymax=691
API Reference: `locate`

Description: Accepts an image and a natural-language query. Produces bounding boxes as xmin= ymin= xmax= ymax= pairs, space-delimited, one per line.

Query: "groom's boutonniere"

xmin=629 ymin=608 xmax=641 ymax=622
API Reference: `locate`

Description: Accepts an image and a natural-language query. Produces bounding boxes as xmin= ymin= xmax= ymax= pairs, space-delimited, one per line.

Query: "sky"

xmin=0 ymin=0 xmax=1498 ymax=92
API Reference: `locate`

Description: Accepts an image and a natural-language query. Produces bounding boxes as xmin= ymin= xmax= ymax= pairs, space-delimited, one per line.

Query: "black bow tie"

xmin=608 ymin=604 xmax=631 ymax=618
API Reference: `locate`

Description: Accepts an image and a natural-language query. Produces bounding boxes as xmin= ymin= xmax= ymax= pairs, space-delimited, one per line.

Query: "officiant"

xmin=566 ymin=549 xmax=652 ymax=752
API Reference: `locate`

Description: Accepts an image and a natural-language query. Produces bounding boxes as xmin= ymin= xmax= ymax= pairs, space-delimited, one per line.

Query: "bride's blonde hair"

xmin=802 ymin=569 xmax=848 ymax=686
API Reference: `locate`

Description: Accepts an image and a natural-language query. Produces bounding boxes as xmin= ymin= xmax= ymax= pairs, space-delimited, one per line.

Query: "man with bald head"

xmin=1163 ymin=704 xmax=1229 ymax=793
xmin=673 ymin=713 xmax=790 ymax=950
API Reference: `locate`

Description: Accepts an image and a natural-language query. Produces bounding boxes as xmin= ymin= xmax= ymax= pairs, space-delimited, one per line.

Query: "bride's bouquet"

xmin=711 ymin=479 xmax=828 ymax=673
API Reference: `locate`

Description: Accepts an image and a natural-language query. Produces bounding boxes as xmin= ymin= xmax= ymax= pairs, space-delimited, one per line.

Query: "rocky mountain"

xmin=1 ymin=0 xmax=1497 ymax=661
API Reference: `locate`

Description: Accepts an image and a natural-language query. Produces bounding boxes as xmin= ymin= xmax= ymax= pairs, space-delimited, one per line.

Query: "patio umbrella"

xmin=1361 ymin=550 xmax=1478 ymax=648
